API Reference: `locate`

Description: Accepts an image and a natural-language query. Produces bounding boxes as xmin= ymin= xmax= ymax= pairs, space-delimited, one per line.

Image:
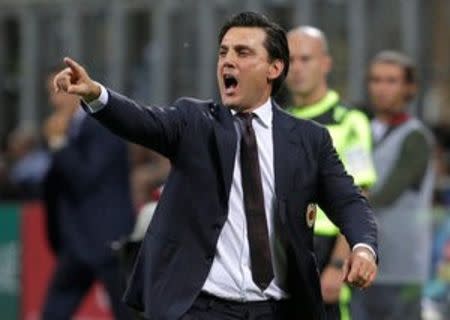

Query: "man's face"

xmin=368 ymin=62 xmax=414 ymax=114
xmin=217 ymin=27 xmax=283 ymax=110
xmin=285 ymin=32 xmax=330 ymax=98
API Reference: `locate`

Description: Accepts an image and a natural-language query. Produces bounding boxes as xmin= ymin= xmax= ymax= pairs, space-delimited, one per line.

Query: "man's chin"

xmin=221 ymin=97 xmax=240 ymax=109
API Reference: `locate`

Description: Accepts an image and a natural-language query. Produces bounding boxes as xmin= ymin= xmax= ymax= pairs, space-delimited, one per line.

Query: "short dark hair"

xmin=218 ymin=11 xmax=289 ymax=96
xmin=371 ymin=50 xmax=417 ymax=85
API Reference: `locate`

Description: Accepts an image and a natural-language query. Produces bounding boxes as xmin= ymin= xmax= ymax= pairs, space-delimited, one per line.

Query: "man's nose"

xmin=223 ymin=60 xmax=235 ymax=69
xmin=221 ymin=52 xmax=237 ymax=67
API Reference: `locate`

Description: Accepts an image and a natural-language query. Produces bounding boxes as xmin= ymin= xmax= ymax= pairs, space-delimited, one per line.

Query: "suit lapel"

xmin=212 ymin=102 xmax=301 ymax=208
xmin=213 ymin=105 xmax=238 ymax=199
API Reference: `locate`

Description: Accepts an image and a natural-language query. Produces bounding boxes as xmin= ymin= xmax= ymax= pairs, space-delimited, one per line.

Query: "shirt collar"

xmin=231 ymin=98 xmax=273 ymax=129
xmin=384 ymin=112 xmax=411 ymax=126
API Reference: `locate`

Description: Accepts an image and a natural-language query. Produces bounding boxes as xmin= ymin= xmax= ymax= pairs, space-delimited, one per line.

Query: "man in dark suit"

xmin=53 ymin=12 xmax=377 ymax=320
xmin=41 ymin=71 xmax=135 ymax=319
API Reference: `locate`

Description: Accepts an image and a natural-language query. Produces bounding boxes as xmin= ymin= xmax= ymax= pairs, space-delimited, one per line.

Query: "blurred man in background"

xmin=285 ymin=26 xmax=377 ymax=320
xmin=351 ymin=51 xmax=435 ymax=320
xmin=6 ymin=126 xmax=50 ymax=199
xmin=41 ymin=70 xmax=135 ymax=319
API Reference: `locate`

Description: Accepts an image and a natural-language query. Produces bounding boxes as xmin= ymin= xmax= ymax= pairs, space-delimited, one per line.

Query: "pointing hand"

xmin=53 ymin=57 xmax=101 ymax=103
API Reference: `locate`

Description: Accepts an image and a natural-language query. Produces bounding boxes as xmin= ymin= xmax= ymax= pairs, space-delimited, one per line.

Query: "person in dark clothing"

xmin=41 ymin=72 xmax=135 ymax=319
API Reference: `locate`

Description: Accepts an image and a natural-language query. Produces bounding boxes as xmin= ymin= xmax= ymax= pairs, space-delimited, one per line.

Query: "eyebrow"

xmin=236 ymin=44 xmax=252 ymax=50
xmin=219 ymin=44 xmax=254 ymax=52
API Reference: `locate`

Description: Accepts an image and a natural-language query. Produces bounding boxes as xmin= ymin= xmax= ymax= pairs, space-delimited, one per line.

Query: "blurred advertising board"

xmin=0 ymin=202 xmax=113 ymax=320
xmin=0 ymin=204 xmax=20 ymax=319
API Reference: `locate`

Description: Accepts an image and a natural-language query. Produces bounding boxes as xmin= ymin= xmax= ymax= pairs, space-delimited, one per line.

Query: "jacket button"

xmin=213 ymin=224 xmax=221 ymax=231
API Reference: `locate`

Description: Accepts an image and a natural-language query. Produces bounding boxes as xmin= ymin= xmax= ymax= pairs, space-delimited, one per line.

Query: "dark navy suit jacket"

xmin=44 ymin=113 xmax=135 ymax=266
xmin=86 ymin=90 xmax=378 ymax=320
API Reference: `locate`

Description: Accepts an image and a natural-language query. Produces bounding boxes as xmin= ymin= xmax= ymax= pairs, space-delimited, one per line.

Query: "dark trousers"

xmin=42 ymin=253 xmax=132 ymax=320
xmin=181 ymin=292 xmax=293 ymax=320
xmin=325 ymin=303 xmax=340 ymax=320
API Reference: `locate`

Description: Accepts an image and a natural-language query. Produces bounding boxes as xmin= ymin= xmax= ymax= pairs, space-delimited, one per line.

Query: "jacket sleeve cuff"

xmin=82 ymin=83 xmax=108 ymax=113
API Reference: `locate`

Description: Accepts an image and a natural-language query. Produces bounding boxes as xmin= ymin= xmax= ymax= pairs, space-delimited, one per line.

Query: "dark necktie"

xmin=237 ymin=112 xmax=274 ymax=290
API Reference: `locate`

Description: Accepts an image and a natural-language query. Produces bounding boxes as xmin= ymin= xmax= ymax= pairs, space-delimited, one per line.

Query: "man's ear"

xmin=322 ymin=54 xmax=332 ymax=76
xmin=268 ymin=59 xmax=284 ymax=81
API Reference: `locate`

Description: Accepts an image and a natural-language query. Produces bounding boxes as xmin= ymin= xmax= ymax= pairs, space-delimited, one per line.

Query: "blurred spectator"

xmin=5 ymin=126 xmax=50 ymax=199
xmin=41 ymin=71 xmax=135 ymax=319
xmin=351 ymin=51 xmax=435 ymax=320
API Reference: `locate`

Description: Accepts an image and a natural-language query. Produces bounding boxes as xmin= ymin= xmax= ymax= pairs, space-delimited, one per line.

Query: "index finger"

xmin=64 ymin=57 xmax=84 ymax=75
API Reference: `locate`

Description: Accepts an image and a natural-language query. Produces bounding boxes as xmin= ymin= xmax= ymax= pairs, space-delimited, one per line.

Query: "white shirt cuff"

xmin=83 ymin=84 xmax=108 ymax=113
xmin=352 ymin=243 xmax=376 ymax=260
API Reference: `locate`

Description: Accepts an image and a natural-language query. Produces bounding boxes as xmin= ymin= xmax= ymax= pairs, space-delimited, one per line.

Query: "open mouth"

xmin=223 ymin=74 xmax=238 ymax=91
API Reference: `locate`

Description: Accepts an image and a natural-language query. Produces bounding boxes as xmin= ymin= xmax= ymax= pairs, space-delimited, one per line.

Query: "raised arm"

xmin=54 ymin=57 xmax=186 ymax=158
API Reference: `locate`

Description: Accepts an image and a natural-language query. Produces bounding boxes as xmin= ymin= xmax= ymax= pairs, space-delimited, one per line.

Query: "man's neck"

xmin=293 ymin=85 xmax=328 ymax=107
xmin=375 ymin=110 xmax=410 ymax=125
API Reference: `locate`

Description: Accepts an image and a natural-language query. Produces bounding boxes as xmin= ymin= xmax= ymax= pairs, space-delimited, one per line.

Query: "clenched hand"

xmin=342 ymin=247 xmax=377 ymax=289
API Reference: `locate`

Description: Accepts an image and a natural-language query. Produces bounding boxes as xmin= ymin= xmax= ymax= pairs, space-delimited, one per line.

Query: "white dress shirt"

xmin=87 ymin=86 xmax=375 ymax=302
xmin=202 ymin=99 xmax=289 ymax=301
